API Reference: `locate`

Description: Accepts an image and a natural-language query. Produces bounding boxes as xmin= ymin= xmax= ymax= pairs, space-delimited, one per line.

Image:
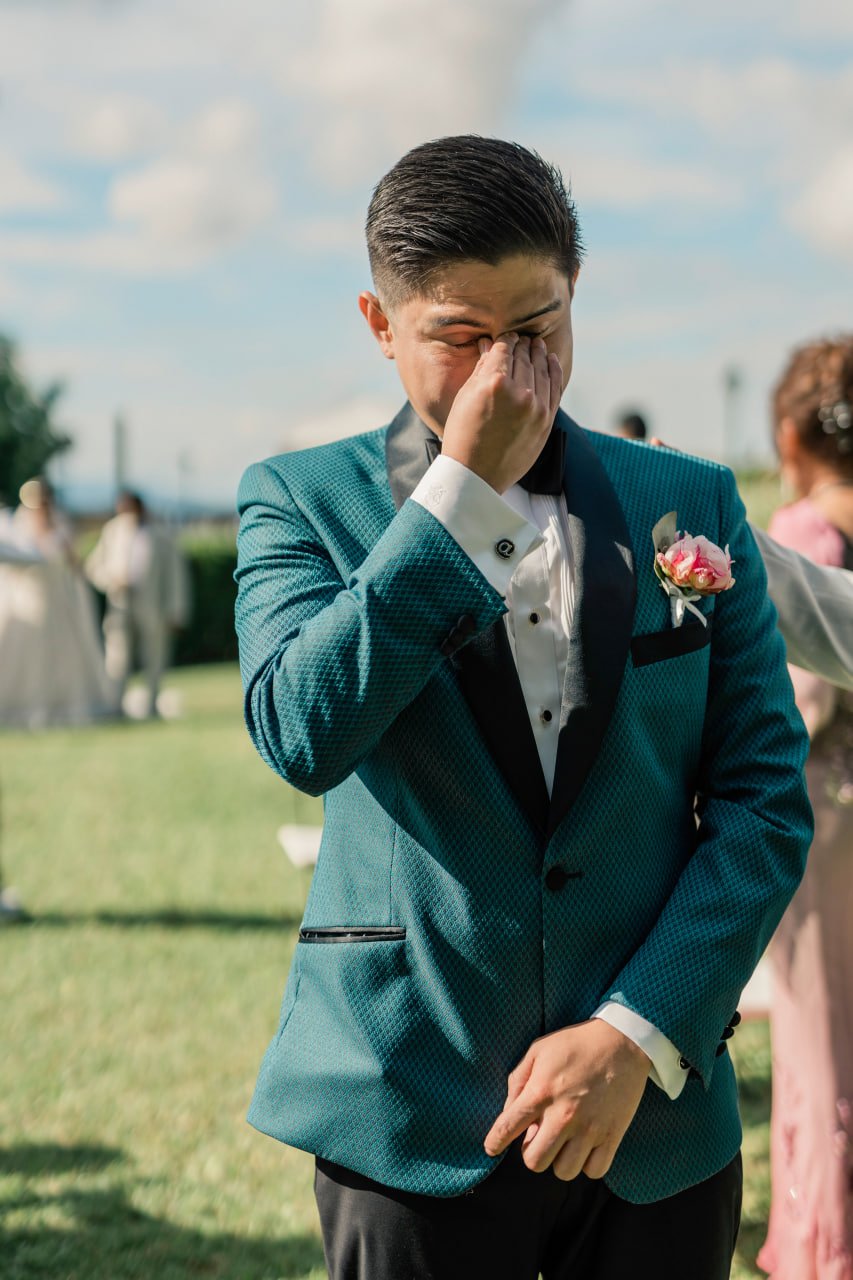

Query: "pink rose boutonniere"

xmin=652 ymin=511 xmax=735 ymax=627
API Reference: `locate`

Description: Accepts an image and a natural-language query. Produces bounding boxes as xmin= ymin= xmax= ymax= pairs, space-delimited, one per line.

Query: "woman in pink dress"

xmin=758 ymin=336 xmax=853 ymax=1280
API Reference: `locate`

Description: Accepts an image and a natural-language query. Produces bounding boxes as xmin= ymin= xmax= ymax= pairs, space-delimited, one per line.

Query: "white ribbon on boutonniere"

xmin=652 ymin=511 xmax=735 ymax=628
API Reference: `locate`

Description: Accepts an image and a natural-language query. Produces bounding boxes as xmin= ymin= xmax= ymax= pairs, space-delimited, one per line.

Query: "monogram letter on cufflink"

xmin=495 ymin=538 xmax=515 ymax=559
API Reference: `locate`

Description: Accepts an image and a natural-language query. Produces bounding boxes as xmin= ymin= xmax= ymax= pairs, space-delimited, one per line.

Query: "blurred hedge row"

xmin=173 ymin=530 xmax=239 ymax=667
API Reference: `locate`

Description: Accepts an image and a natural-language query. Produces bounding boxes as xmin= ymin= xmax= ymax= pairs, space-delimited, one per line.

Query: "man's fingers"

xmin=511 ymin=335 xmax=534 ymax=392
xmin=581 ymin=1142 xmax=615 ymax=1181
xmin=519 ymin=1110 xmax=585 ymax=1175
xmin=548 ymin=352 xmax=563 ymax=419
xmin=483 ymin=1096 xmax=540 ymax=1157
xmin=530 ymin=338 xmax=549 ymax=405
xmin=552 ymin=1137 xmax=593 ymax=1182
xmin=485 ymin=331 xmax=518 ymax=378
xmin=465 ymin=337 xmax=493 ymax=383
xmin=505 ymin=1052 xmax=535 ymax=1108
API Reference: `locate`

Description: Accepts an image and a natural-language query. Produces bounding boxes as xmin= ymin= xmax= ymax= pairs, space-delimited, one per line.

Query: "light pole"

xmin=113 ymin=411 xmax=128 ymax=499
xmin=722 ymin=365 xmax=744 ymax=467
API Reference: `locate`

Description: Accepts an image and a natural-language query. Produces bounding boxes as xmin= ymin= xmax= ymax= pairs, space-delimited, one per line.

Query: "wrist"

xmin=439 ymin=444 xmax=507 ymax=494
xmin=598 ymin=1019 xmax=653 ymax=1076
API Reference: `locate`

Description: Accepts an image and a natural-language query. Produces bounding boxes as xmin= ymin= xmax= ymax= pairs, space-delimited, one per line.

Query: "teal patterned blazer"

xmin=235 ymin=406 xmax=811 ymax=1204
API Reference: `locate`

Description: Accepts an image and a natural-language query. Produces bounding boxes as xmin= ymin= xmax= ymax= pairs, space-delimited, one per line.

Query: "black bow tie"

xmin=424 ymin=422 xmax=566 ymax=496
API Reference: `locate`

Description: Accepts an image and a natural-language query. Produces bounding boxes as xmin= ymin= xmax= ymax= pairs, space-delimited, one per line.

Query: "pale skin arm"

xmin=442 ymin=332 xmax=652 ymax=1180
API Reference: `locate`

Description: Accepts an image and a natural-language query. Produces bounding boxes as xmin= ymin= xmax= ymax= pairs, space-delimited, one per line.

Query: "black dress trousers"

xmin=314 ymin=1141 xmax=743 ymax=1280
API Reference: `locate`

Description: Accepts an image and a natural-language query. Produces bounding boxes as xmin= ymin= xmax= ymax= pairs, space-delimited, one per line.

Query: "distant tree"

xmin=0 ymin=335 xmax=71 ymax=507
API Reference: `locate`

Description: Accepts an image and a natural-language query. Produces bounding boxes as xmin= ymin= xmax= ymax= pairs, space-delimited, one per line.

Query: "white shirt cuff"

xmin=411 ymin=455 xmax=541 ymax=598
xmin=593 ymin=1002 xmax=688 ymax=1100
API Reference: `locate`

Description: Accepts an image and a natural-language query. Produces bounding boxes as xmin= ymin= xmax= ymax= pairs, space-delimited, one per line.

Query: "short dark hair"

xmin=116 ymin=489 xmax=146 ymax=517
xmin=366 ymin=135 xmax=584 ymax=307
xmin=617 ymin=411 xmax=647 ymax=440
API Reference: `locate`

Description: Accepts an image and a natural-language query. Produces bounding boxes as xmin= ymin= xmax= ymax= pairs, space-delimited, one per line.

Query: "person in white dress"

xmin=0 ymin=479 xmax=118 ymax=729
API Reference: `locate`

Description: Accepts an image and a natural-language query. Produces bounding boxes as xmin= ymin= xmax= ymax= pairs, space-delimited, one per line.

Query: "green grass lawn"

xmin=1 ymin=664 xmax=771 ymax=1279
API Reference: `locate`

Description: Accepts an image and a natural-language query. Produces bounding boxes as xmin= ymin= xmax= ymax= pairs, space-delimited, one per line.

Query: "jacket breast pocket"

xmin=630 ymin=616 xmax=713 ymax=668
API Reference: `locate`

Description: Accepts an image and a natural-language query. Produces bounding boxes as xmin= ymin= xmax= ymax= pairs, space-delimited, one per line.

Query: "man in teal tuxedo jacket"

xmin=235 ymin=137 xmax=812 ymax=1280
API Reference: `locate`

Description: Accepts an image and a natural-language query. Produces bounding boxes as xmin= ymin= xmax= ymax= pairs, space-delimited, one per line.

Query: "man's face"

xmin=360 ymin=254 xmax=575 ymax=436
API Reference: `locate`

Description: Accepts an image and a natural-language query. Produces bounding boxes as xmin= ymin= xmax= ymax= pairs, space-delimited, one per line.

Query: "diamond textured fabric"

xmin=235 ymin=427 xmax=812 ymax=1204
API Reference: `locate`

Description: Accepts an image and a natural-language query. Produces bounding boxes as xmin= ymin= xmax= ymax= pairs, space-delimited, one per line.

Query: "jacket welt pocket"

xmin=298 ymin=926 xmax=407 ymax=944
xmin=630 ymin=616 xmax=713 ymax=668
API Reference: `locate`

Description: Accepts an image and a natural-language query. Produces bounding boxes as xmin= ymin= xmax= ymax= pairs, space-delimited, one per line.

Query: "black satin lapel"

xmin=454 ymin=623 xmax=551 ymax=837
xmin=385 ymin=402 xmax=440 ymax=511
xmin=547 ymin=414 xmax=637 ymax=840
xmin=385 ymin=401 xmax=550 ymax=835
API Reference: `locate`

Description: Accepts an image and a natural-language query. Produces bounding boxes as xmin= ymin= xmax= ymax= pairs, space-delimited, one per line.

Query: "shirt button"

xmin=495 ymin=538 xmax=515 ymax=559
xmin=540 ymin=708 xmax=553 ymax=724
xmin=529 ymin=612 xmax=540 ymax=625
xmin=545 ymin=867 xmax=570 ymax=891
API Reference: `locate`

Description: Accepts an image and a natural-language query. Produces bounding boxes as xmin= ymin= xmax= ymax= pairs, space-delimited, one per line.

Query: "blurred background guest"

xmin=758 ymin=336 xmax=853 ymax=1280
xmin=0 ymin=478 xmax=118 ymax=728
xmin=85 ymin=490 xmax=191 ymax=719
xmin=613 ymin=408 xmax=648 ymax=441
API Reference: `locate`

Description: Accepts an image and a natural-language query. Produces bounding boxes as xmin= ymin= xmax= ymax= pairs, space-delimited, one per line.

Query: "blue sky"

xmin=1 ymin=0 xmax=851 ymax=509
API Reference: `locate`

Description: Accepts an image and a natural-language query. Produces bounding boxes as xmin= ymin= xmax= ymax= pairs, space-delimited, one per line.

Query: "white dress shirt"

xmin=412 ymin=453 xmax=688 ymax=1100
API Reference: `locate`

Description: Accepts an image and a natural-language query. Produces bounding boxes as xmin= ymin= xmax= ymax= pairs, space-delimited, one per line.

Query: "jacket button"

xmin=455 ymin=613 xmax=476 ymax=637
xmin=545 ymin=866 xmax=570 ymax=891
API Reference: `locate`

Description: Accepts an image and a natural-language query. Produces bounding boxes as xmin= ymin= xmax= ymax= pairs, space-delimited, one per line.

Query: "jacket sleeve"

xmin=234 ymin=460 xmax=507 ymax=796
xmin=754 ymin=525 xmax=853 ymax=691
xmin=602 ymin=468 xmax=813 ymax=1085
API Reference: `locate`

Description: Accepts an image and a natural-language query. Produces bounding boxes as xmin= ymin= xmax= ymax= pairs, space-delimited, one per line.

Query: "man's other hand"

xmin=483 ymin=1019 xmax=651 ymax=1181
xmin=441 ymin=334 xmax=563 ymax=493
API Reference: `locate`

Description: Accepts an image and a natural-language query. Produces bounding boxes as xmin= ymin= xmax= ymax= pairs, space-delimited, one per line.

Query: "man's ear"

xmin=359 ymin=291 xmax=395 ymax=360
xmin=569 ymin=266 xmax=580 ymax=299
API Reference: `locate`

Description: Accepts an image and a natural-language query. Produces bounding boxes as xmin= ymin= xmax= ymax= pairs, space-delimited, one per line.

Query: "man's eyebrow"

xmin=431 ymin=299 xmax=563 ymax=330
xmin=510 ymin=300 xmax=563 ymax=327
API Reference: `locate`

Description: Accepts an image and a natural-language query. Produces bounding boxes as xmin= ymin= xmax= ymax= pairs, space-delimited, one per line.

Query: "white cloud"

xmin=564 ymin=55 xmax=853 ymax=253
xmin=284 ymin=214 xmax=364 ymax=254
xmin=789 ymin=146 xmax=853 ymax=260
xmin=0 ymin=266 xmax=22 ymax=310
xmin=279 ymin=396 xmax=399 ymax=451
xmin=573 ymin=57 xmax=853 ymax=159
xmin=0 ymin=95 xmax=279 ymax=274
xmin=110 ymin=158 xmax=275 ymax=253
xmin=0 ymin=0 xmax=565 ymax=272
xmin=0 ymin=146 xmax=63 ymax=212
xmin=186 ymin=98 xmax=260 ymax=157
xmin=270 ymin=0 xmax=564 ymax=185
xmin=0 ymin=229 xmax=209 ymax=275
xmin=108 ymin=98 xmax=275 ymax=253
xmin=69 ymin=95 xmax=168 ymax=162
xmin=561 ymin=0 xmax=853 ymax=42
xmin=553 ymin=148 xmax=738 ymax=210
